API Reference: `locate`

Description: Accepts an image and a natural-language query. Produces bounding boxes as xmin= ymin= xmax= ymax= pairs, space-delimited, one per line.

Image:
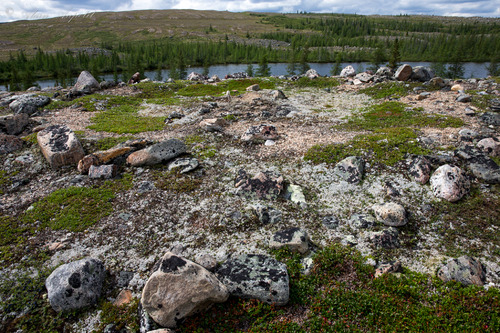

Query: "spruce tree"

xmin=389 ymin=38 xmax=401 ymax=70
xmin=257 ymin=55 xmax=270 ymax=77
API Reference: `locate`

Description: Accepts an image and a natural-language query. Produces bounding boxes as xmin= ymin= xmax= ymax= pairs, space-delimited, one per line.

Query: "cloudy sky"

xmin=1 ymin=0 xmax=499 ymax=22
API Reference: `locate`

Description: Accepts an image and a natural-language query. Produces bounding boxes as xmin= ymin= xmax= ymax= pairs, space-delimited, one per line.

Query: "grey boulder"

xmin=37 ymin=125 xmax=85 ymax=168
xmin=9 ymin=94 xmax=50 ymax=116
xmin=437 ymin=256 xmax=486 ymax=286
xmin=45 ymin=258 xmax=105 ymax=312
xmin=372 ymin=202 xmax=407 ymax=227
xmin=0 ymin=113 xmax=29 ymax=135
xmin=126 ymin=139 xmax=187 ymax=167
xmin=430 ymin=164 xmax=470 ymax=202
xmin=72 ymin=71 xmax=100 ymax=95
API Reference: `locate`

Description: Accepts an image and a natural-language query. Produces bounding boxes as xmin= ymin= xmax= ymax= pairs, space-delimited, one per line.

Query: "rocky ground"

xmin=0 ymin=67 xmax=499 ymax=332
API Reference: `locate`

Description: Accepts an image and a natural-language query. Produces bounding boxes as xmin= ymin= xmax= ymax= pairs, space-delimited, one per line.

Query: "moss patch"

xmin=153 ymin=169 xmax=202 ymax=193
xmin=94 ymin=299 xmax=140 ymax=332
xmin=88 ymin=105 xmax=165 ymax=134
xmin=290 ymin=77 xmax=341 ymax=89
xmin=359 ymin=82 xmax=437 ymax=99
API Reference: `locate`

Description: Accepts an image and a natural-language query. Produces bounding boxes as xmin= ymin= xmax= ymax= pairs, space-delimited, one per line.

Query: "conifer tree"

xmin=389 ymin=38 xmax=401 ymax=70
xmin=257 ymin=54 xmax=270 ymax=77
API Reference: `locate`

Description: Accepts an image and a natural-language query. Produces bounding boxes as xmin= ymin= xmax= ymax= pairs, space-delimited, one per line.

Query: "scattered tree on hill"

xmin=330 ymin=53 xmax=342 ymax=76
xmin=246 ymin=63 xmax=254 ymax=77
xmin=257 ymin=54 xmax=270 ymax=77
xmin=388 ymin=38 xmax=401 ymax=70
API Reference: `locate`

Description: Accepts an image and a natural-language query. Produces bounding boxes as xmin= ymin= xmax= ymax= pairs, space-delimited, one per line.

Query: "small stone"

xmin=285 ymin=184 xmax=307 ymax=207
xmin=241 ymin=124 xmax=279 ymax=142
xmin=430 ymin=164 xmax=470 ymax=202
xmin=456 ymin=94 xmax=472 ymax=103
xmin=0 ymin=113 xmax=29 ymax=135
xmin=437 ymin=256 xmax=486 ymax=286
xmin=269 ymin=227 xmax=309 ymax=254
xmin=235 ymin=169 xmax=284 ymax=200
xmin=322 ymin=215 xmax=339 ymax=229
xmin=199 ymin=118 xmax=227 ymax=132
xmin=252 ymin=204 xmax=282 ymax=224
xmin=372 ymin=202 xmax=407 ymax=227
xmin=168 ymin=158 xmax=199 ymax=173
xmin=451 ymin=84 xmax=464 ymax=91
xmin=408 ymin=156 xmax=432 ymax=184
xmin=333 ymin=156 xmax=364 ymax=184
xmin=368 ymin=227 xmax=400 ymax=249
xmin=88 ymin=164 xmax=118 ymax=179
xmin=349 ymin=214 xmax=376 ymax=229
xmin=264 ymin=140 xmax=276 ymax=146
xmin=113 ymin=289 xmax=133 ymax=306
xmin=271 ymin=90 xmax=287 ymax=100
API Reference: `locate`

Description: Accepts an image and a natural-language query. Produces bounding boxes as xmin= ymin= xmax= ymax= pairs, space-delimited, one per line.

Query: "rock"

xmin=168 ymin=158 xmax=199 ymax=173
xmin=375 ymin=261 xmax=402 ymax=278
xmin=437 ymin=256 xmax=486 ymax=286
xmin=333 ymin=156 xmax=364 ymax=184
xmin=127 ymin=139 xmax=186 ymax=167
xmin=429 ymin=77 xmax=446 ymax=88
xmin=456 ymin=94 xmax=472 ymax=103
xmin=88 ymin=164 xmax=118 ymax=179
xmin=395 ymin=64 xmax=412 ymax=81
xmin=467 ymin=156 xmax=500 ymax=184
xmin=0 ymin=134 xmax=24 ymax=155
xmin=113 ymin=289 xmax=133 ymax=306
xmin=451 ymin=84 xmax=464 ymax=91
xmin=430 ymin=164 xmax=470 ymax=202
xmin=241 ymin=124 xmax=279 ymax=142
xmin=194 ymin=253 xmax=218 ymax=272
xmin=284 ymin=184 xmax=307 ymax=207
xmin=412 ymin=66 xmax=434 ymax=82
xmin=199 ymin=118 xmax=227 ymax=132
xmin=128 ymin=72 xmax=141 ymax=84
xmin=349 ymin=213 xmax=376 ymax=229
xmin=100 ymin=80 xmax=117 ymax=90
xmin=477 ymin=137 xmax=500 ymax=157
xmin=489 ymin=98 xmax=500 ymax=112
xmin=246 ymin=84 xmax=260 ymax=91
xmin=72 ymin=71 xmax=100 ymax=94
xmin=305 ymin=69 xmax=320 ymax=79
xmin=37 ymin=125 xmax=85 ymax=168
xmin=187 ymin=72 xmax=207 ymax=81
xmin=141 ymin=252 xmax=228 ymax=328
xmin=340 ymin=65 xmax=356 ymax=77
xmin=408 ymin=156 xmax=432 ymax=184
xmin=252 ymin=204 xmax=282 ymax=224
xmin=322 ymin=215 xmax=339 ymax=229
xmin=355 ymin=72 xmax=373 ymax=83
xmin=479 ymin=112 xmax=500 ymax=126
xmin=271 ymin=90 xmax=287 ymax=100
xmin=137 ymin=181 xmax=156 ymax=193
xmin=9 ymin=94 xmax=51 ymax=116
xmin=217 ymin=254 xmax=289 ymax=305
xmin=77 ymin=155 xmax=100 ymax=174
xmin=235 ymin=169 xmax=284 ymax=200
xmin=0 ymin=113 xmax=29 ymax=135
xmin=372 ymin=202 xmax=407 ymax=227
xmin=269 ymin=227 xmax=309 ymax=254
xmin=353 ymin=79 xmax=363 ymax=85
xmin=375 ymin=67 xmax=393 ymax=78
xmin=45 ymin=258 xmax=105 ymax=312
xmin=459 ymin=128 xmax=479 ymax=141
xmin=368 ymin=227 xmax=400 ymax=249
xmin=147 ymin=330 xmax=175 ymax=333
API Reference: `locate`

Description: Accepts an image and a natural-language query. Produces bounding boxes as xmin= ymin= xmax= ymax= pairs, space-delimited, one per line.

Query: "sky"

xmin=1 ymin=0 xmax=499 ymax=23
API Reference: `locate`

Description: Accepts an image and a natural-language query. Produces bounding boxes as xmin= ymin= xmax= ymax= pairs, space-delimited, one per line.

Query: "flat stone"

xmin=269 ymin=227 xmax=309 ymax=254
xmin=437 ymin=256 xmax=486 ymax=286
xmin=37 ymin=125 xmax=85 ymax=168
xmin=372 ymin=202 xmax=407 ymax=227
xmin=456 ymin=94 xmax=472 ymax=103
xmin=168 ymin=157 xmax=199 ymax=173
xmin=45 ymin=258 xmax=105 ymax=312
xmin=217 ymin=254 xmax=289 ymax=305
xmin=0 ymin=134 xmax=24 ymax=155
xmin=141 ymin=252 xmax=228 ymax=328
xmin=88 ymin=164 xmax=118 ymax=179
xmin=430 ymin=164 xmax=470 ymax=202
xmin=127 ymin=139 xmax=186 ymax=167
xmin=322 ymin=215 xmax=339 ymax=229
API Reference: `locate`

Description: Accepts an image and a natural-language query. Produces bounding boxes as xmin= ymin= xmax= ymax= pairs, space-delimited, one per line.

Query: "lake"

xmin=1 ymin=62 xmax=493 ymax=91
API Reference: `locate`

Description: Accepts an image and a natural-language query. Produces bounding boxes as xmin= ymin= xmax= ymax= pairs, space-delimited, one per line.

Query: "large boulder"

xmin=333 ymin=156 xmax=364 ymax=184
xmin=467 ymin=156 xmax=500 ymax=184
xmin=37 ymin=125 xmax=85 ymax=168
xmin=9 ymin=94 xmax=51 ymax=116
xmin=395 ymin=64 xmax=412 ymax=81
xmin=430 ymin=164 xmax=470 ymax=202
xmin=126 ymin=139 xmax=187 ymax=167
xmin=477 ymin=137 xmax=500 ymax=157
xmin=45 ymin=258 xmax=105 ymax=312
xmin=0 ymin=113 xmax=29 ymax=135
xmin=72 ymin=71 xmax=100 ymax=95
xmin=340 ymin=65 xmax=356 ymax=77
xmin=141 ymin=252 xmax=228 ymax=328
xmin=0 ymin=134 xmax=24 ymax=155
xmin=412 ymin=66 xmax=434 ymax=82
xmin=305 ymin=69 xmax=320 ymax=79
xmin=372 ymin=202 xmax=407 ymax=227
xmin=217 ymin=254 xmax=289 ymax=305
xmin=437 ymin=256 xmax=486 ymax=286
xmin=235 ymin=169 xmax=284 ymax=200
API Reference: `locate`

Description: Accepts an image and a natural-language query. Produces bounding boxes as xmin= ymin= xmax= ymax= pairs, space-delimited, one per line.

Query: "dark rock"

xmin=128 ymin=72 xmax=141 ymax=84
xmin=269 ymin=227 xmax=309 ymax=253
xmin=349 ymin=213 xmax=375 ymax=229
xmin=88 ymin=164 xmax=119 ymax=179
xmin=9 ymin=94 xmax=51 ymax=116
xmin=479 ymin=112 xmax=500 ymax=126
xmin=0 ymin=134 xmax=24 ymax=154
xmin=437 ymin=256 xmax=486 ymax=286
xmin=458 ymin=128 xmax=480 ymax=142
xmin=411 ymin=66 xmax=434 ymax=82
xmin=100 ymin=80 xmax=118 ymax=90
xmin=488 ymin=98 xmax=500 ymax=112
xmin=217 ymin=254 xmax=289 ymax=305
xmin=368 ymin=227 xmax=400 ymax=249
xmin=333 ymin=156 xmax=364 ymax=184
xmin=126 ymin=139 xmax=187 ymax=167
xmin=116 ymin=271 xmax=134 ymax=288
xmin=235 ymin=169 xmax=284 ymax=200
xmin=467 ymin=155 xmax=500 ymax=184
xmin=408 ymin=156 xmax=432 ymax=184
xmin=456 ymin=94 xmax=472 ymax=103
xmin=45 ymin=258 xmax=105 ymax=312
xmin=0 ymin=113 xmax=29 ymax=135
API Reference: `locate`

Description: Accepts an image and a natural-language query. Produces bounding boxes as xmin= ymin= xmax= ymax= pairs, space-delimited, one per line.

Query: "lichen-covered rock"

xmin=241 ymin=124 xmax=279 ymax=142
xmin=375 ymin=261 xmax=402 ymax=278
xmin=246 ymin=84 xmax=260 ymax=91
xmin=412 ymin=66 xmax=434 ymax=82
xmin=0 ymin=134 xmax=24 ymax=155
xmin=437 ymin=256 xmax=486 ymax=286
xmin=217 ymin=254 xmax=289 ymax=305
xmin=72 ymin=71 xmax=100 ymax=95
xmin=355 ymin=72 xmax=373 ymax=83
xmin=271 ymin=90 xmax=287 ymax=100
xmin=199 ymin=118 xmax=227 ymax=132
xmin=141 ymin=252 xmax=228 ymax=328
xmin=349 ymin=213 xmax=376 ymax=229
xmin=322 ymin=215 xmax=339 ymax=229
xmin=340 ymin=65 xmax=356 ymax=77
xmin=9 ymin=94 xmax=51 ymax=116
xmin=305 ymin=69 xmax=320 ymax=79
xmin=0 ymin=113 xmax=29 ymax=135
xmin=45 ymin=258 xmax=105 ymax=312
xmin=235 ymin=169 xmax=284 ymax=200
xmin=269 ymin=227 xmax=309 ymax=254
xmin=333 ymin=156 xmax=364 ymax=184
xmin=477 ymin=137 xmax=500 ymax=157
xmin=37 ymin=125 xmax=85 ymax=168
xmin=284 ymin=184 xmax=307 ymax=207
xmin=408 ymin=156 xmax=432 ymax=184
xmin=372 ymin=202 xmax=407 ymax=227
xmin=88 ymin=164 xmax=118 ymax=179
xmin=430 ymin=164 xmax=470 ymax=202
xmin=252 ymin=204 xmax=282 ymax=224
xmin=368 ymin=227 xmax=400 ymax=249
xmin=168 ymin=157 xmax=199 ymax=174
xmin=395 ymin=64 xmax=412 ymax=81
xmin=187 ymin=72 xmax=207 ymax=81
xmin=127 ymin=139 xmax=186 ymax=167
xmin=467 ymin=156 xmax=500 ymax=184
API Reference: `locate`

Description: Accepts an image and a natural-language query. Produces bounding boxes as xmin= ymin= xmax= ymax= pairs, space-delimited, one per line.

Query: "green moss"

xmin=338 ymin=101 xmax=464 ymax=131
xmin=304 ymin=127 xmax=429 ymax=166
xmin=21 ymin=132 xmax=38 ymax=145
xmin=183 ymin=134 xmax=205 ymax=145
xmin=468 ymin=90 xmax=497 ymax=111
xmin=153 ymin=169 xmax=202 ymax=193
xmin=23 ymin=186 xmax=115 ymax=232
xmin=88 ymin=105 xmax=165 ymax=134
xmin=177 ymin=78 xmax=277 ymax=97
xmin=290 ymin=77 xmax=341 ymax=89
xmin=359 ymin=82 xmax=421 ymax=99
xmin=181 ymin=243 xmax=500 ymax=332
xmin=95 ymin=299 xmax=140 ymax=332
